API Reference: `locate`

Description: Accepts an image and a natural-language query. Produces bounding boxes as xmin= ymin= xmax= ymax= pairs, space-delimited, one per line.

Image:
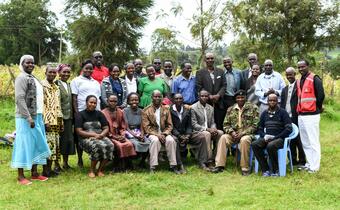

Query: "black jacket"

xmin=281 ymin=82 xmax=298 ymax=123
xmin=170 ymin=105 xmax=192 ymax=137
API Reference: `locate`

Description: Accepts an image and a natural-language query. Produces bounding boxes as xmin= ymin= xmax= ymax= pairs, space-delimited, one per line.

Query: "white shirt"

xmin=285 ymin=81 xmax=295 ymax=117
xmin=155 ymin=107 xmax=161 ymax=132
xmin=34 ymin=78 xmax=44 ymax=114
xmin=203 ymin=107 xmax=208 ymax=129
xmin=70 ymin=75 xmax=101 ymax=111
xmin=59 ymin=80 xmax=69 ymax=93
xmin=125 ymin=76 xmax=137 ymax=94
xmin=255 ymin=71 xmax=286 ymax=104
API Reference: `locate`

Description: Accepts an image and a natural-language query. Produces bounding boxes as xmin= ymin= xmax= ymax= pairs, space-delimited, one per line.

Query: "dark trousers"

xmin=290 ymin=116 xmax=306 ymax=165
xmin=214 ymin=106 xmax=225 ymax=131
xmin=252 ymin=138 xmax=284 ymax=173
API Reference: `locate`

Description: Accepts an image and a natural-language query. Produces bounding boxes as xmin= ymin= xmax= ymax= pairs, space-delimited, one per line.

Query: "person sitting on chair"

xmin=251 ymin=94 xmax=292 ymax=177
xmin=211 ymin=90 xmax=259 ymax=176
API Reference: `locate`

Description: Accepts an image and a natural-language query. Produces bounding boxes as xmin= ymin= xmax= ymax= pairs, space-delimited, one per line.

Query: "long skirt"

xmin=111 ymin=139 xmax=137 ymax=158
xmin=126 ymin=129 xmax=151 ymax=153
xmin=81 ymin=137 xmax=114 ymax=161
xmin=11 ymin=114 xmax=51 ymax=170
xmin=60 ymin=119 xmax=75 ymax=155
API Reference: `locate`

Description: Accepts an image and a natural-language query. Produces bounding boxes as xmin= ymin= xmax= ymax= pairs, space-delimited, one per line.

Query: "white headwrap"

xmin=19 ymin=55 xmax=34 ymax=73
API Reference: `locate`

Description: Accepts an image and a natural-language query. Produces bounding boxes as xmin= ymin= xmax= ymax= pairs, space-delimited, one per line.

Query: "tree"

xmin=229 ymin=0 xmax=340 ymax=66
xmin=65 ymin=0 xmax=153 ymax=66
xmin=0 ymin=0 xmax=63 ymax=65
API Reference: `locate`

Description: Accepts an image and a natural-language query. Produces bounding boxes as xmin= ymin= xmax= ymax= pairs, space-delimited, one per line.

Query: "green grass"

xmin=0 ymin=97 xmax=340 ymax=209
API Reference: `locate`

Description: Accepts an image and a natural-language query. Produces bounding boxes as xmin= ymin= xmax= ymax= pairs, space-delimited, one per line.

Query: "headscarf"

xmin=56 ymin=64 xmax=70 ymax=72
xmin=19 ymin=55 xmax=34 ymax=73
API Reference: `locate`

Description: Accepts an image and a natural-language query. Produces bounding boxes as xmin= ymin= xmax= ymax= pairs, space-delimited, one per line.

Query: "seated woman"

xmin=75 ymin=95 xmax=114 ymax=178
xmin=123 ymin=93 xmax=151 ymax=168
xmin=102 ymin=94 xmax=137 ymax=171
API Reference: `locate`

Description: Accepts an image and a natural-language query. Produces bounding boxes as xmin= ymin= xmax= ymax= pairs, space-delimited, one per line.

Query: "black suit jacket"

xmin=195 ymin=67 xmax=226 ymax=109
xmin=281 ymin=82 xmax=298 ymax=123
xmin=170 ymin=106 xmax=192 ymax=137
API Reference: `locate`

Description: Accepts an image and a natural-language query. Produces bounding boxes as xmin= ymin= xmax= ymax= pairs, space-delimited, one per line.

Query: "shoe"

xmin=150 ymin=167 xmax=156 ymax=174
xmin=307 ymin=169 xmax=317 ymax=174
xmin=241 ymin=170 xmax=250 ymax=176
xmin=63 ymin=164 xmax=73 ymax=170
xmin=31 ymin=175 xmax=48 ymax=181
xmin=297 ymin=165 xmax=309 ymax=171
xmin=88 ymin=172 xmax=96 ymax=178
xmin=271 ymin=173 xmax=279 ymax=177
xmin=262 ymin=171 xmax=271 ymax=177
xmin=18 ymin=178 xmax=32 ymax=186
xmin=199 ymin=163 xmax=211 ymax=171
xmin=177 ymin=164 xmax=187 ymax=174
xmin=169 ymin=166 xmax=181 ymax=174
xmin=54 ymin=167 xmax=64 ymax=175
xmin=211 ymin=166 xmax=224 ymax=173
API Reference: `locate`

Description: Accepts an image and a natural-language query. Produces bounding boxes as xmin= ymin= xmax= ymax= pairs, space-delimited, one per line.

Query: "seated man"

xmin=191 ymin=90 xmax=223 ymax=168
xmin=211 ymin=90 xmax=259 ymax=176
xmin=170 ymin=93 xmax=209 ymax=172
xmin=252 ymin=94 xmax=292 ymax=177
xmin=142 ymin=90 xmax=178 ymax=173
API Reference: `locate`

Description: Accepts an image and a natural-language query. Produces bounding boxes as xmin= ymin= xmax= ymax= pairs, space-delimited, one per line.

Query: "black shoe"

xmin=199 ymin=163 xmax=211 ymax=171
xmin=177 ymin=164 xmax=187 ymax=174
xmin=211 ymin=166 xmax=224 ymax=173
xmin=242 ymin=170 xmax=250 ymax=176
xmin=169 ymin=166 xmax=181 ymax=174
xmin=54 ymin=167 xmax=64 ymax=174
xmin=150 ymin=167 xmax=156 ymax=174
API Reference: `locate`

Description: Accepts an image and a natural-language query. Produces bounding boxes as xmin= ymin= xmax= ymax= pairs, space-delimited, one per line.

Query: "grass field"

xmin=0 ymin=97 xmax=340 ymax=209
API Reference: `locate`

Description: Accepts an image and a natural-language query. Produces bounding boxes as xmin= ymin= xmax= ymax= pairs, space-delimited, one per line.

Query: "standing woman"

xmin=75 ymin=95 xmax=114 ymax=178
xmin=56 ymin=64 xmax=75 ymax=169
xmin=12 ymin=55 xmax=51 ymax=185
xmin=123 ymin=63 xmax=138 ymax=95
xmin=41 ymin=66 xmax=64 ymax=177
xmin=245 ymin=64 xmax=261 ymax=106
xmin=102 ymin=94 xmax=137 ymax=171
xmin=138 ymin=65 xmax=168 ymax=108
xmin=70 ymin=59 xmax=101 ymax=167
xmin=101 ymin=63 xmax=127 ymax=109
xmin=123 ymin=92 xmax=151 ymax=167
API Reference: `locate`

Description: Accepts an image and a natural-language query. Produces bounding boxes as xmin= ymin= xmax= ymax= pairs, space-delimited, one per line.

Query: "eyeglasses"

xmin=94 ymin=56 xmax=103 ymax=59
xmin=154 ymin=62 xmax=161 ymax=64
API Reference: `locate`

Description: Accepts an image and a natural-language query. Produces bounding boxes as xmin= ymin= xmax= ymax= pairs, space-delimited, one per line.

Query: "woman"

xmin=12 ymin=55 xmax=51 ymax=185
xmin=70 ymin=59 xmax=101 ymax=168
xmin=102 ymin=94 xmax=136 ymax=171
xmin=41 ymin=66 xmax=64 ymax=177
xmin=75 ymin=95 xmax=114 ymax=178
xmin=138 ymin=65 xmax=168 ymax=108
xmin=56 ymin=64 xmax=75 ymax=170
xmin=123 ymin=92 xmax=151 ymax=167
xmin=101 ymin=64 xmax=127 ymax=108
xmin=123 ymin=63 xmax=138 ymax=95
xmin=245 ymin=64 xmax=261 ymax=106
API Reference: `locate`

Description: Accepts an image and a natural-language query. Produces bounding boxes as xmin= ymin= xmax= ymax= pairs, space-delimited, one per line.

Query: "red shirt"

xmin=80 ymin=66 xmax=110 ymax=84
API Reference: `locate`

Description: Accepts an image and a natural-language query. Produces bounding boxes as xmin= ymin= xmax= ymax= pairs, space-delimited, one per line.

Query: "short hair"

xmin=124 ymin=62 xmax=134 ymax=70
xmin=298 ymin=59 xmax=309 ymax=66
xmin=85 ymin=95 xmax=97 ymax=103
xmin=127 ymin=92 xmax=140 ymax=103
xmin=180 ymin=61 xmax=191 ymax=69
xmin=109 ymin=63 xmax=120 ymax=72
xmin=285 ymin=67 xmax=296 ymax=73
xmin=163 ymin=59 xmax=173 ymax=66
xmin=151 ymin=90 xmax=162 ymax=96
xmin=199 ymin=89 xmax=210 ymax=96
xmin=248 ymin=53 xmax=258 ymax=59
xmin=92 ymin=51 xmax=102 ymax=57
xmin=81 ymin=59 xmax=93 ymax=68
xmin=264 ymin=59 xmax=273 ymax=65
xmin=145 ymin=64 xmax=154 ymax=70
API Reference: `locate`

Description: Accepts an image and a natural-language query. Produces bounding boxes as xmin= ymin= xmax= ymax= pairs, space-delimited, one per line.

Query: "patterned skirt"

xmin=11 ymin=114 xmax=51 ymax=170
xmin=81 ymin=137 xmax=114 ymax=161
xmin=46 ymin=121 xmax=62 ymax=161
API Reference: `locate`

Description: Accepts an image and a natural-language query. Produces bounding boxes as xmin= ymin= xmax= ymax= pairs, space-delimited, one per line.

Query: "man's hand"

xmin=207 ymin=128 xmax=218 ymax=137
xmin=158 ymin=134 xmax=166 ymax=144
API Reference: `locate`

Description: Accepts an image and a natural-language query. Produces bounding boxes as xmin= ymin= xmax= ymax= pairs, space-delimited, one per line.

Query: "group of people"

xmin=11 ymin=51 xmax=325 ymax=185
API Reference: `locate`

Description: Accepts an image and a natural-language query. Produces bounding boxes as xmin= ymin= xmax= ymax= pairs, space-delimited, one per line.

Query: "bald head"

xmin=205 ymin=52 xmax=215 ymax=68
xmin=285 ymin=67 xmax=296 ymax=84
xmin=248 ymin=53 xmax=258 ymax=67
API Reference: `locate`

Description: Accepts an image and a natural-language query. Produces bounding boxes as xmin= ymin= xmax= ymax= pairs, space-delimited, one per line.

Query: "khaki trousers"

xmin=149 ymin=135 xmax=177 ymax=167
xmin=215 ymin=134 xmax=252 ymax=171
xmin=193 ymin=130 xmax=223 ymax=161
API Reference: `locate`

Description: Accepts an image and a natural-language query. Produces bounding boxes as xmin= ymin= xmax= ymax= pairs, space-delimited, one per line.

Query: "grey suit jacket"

xmin=191 ymin=101 xmax=216 ymax=132
xmin=56 ymin=80 xmax=73 ymax=120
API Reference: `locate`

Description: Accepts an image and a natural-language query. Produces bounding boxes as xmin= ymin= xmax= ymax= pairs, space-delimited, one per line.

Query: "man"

xmin=133 ymin=58 xmax=146 ymax=79
xmin=252 ymin=94 xmax=292 ymax=177
xmin=255 ymin=59 xmax=286 ymax=114
xmin=241 ymin=53 xmax=258 ymax=90
xmin=170 ymin=93 xmax=209 ymax=172
xmin=281 ymin=67 xmax=306 ymax=166
xmin=191 ymin=90 xmax=223 ymax=167
xmin=296 ymin=60 xmax=325 ymax=173
xmin=196 ymin=52 xmax=226 ymax=130
xmin=223 ymin=57 xmax=242 ymax=110
xmin=172 ymin=61 xmax=197 ymax=105
xmin=90 ymin=51 xmax=110 ymax=83
xmin=153 ymin=58 xmax=162 ymax=76
xmin=160 ymin=60 xmax=175 ymax=89
xmin=211 ymin=90 xmax=259 ymax=175
xmin=142 ymin=90 xmax=178 ymax=173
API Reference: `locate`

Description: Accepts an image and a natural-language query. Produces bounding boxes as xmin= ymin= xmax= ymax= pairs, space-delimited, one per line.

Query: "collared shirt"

xmin=225 ymin=69 xmax=236 ymax=96
xmin=160 ymin=73 xmax=174 ymax=88
xmin=59 ymin=80 xmax=69 ymax=93
xmin=91 ymin=66 xmax=110 ymax=84
xmin=255 ymin=71 xmax=286 ymax=104
xmin=285 ymin=81 xmax=295 ymax=117
xmin=34 ymin=78 xmax=44 ymax=114
xmin=154 ymin=107 xmax=161 ymax=132
xmin=235 ymin=104 xmax=243 ymax=128
xmin=171 ymin=75 xmax=197 ymax=104
xmin=172 ymin=104 xmax=183 ymax=121
xmin=70 ymin=75 xmax=101 ymax=111
xmin=125 ymin=76 xmax=137 ymax=94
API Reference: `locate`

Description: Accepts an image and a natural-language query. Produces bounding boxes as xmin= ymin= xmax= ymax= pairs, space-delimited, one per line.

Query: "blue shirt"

xmin=255 ymin=71 xmax=286 ymax=104
xmin=224 ymin=68 xmax=241 ymax=96
xmin=171 ymin=75 xmax=197 ymax=104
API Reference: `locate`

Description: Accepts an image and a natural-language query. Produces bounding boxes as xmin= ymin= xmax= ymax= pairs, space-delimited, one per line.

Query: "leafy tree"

xmin=65 ymin=0 xmax=153 ymax=66
xmin=0 ymin=0 xmax=62 ymax=65
xmin=229 ymin=0 xmax=340 ymax=66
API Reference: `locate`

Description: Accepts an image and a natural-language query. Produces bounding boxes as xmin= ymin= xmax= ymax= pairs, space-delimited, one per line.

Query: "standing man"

xmin=296 ymin=60 xmax=325 ymax=173
xmin=196 ymin=52 xmax=226 ymax=130
xmin=191 ymin=90 xmax=223 ymax=167
xmin=153 ymin=58 xmax=162 ymax=76
xmin=281 ymin=67 xmax=306 ymax=166
xmin=160 ymin=60 xmax=175 ymax=90
xmin=252 ymin=94 xmax=292 ymax=177
xmin=223 ymin=57 xmax=242 ymax=110
xmin=255 ymin=59 xmax=286 ymax=114
xmin=90 ymin=51 xmax=110 ymax=83
xmin=133 ymin=58 xmax=146 ymax=79
xmin=142 ymin=90 xmax=178 ymax=173
xmin=241 ymin=53 xmax=258 ymax=89
xmin=172 ymin=61 xmax=197 ymax=105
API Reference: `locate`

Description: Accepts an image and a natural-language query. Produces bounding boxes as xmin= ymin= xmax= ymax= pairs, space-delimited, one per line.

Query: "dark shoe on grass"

xmin=211 ymin=166 xmax=224 ymax=173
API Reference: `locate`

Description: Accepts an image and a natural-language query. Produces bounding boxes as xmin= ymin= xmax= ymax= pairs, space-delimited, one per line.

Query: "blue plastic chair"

xmin=254 ymin=123 xmax=299 ymax=176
